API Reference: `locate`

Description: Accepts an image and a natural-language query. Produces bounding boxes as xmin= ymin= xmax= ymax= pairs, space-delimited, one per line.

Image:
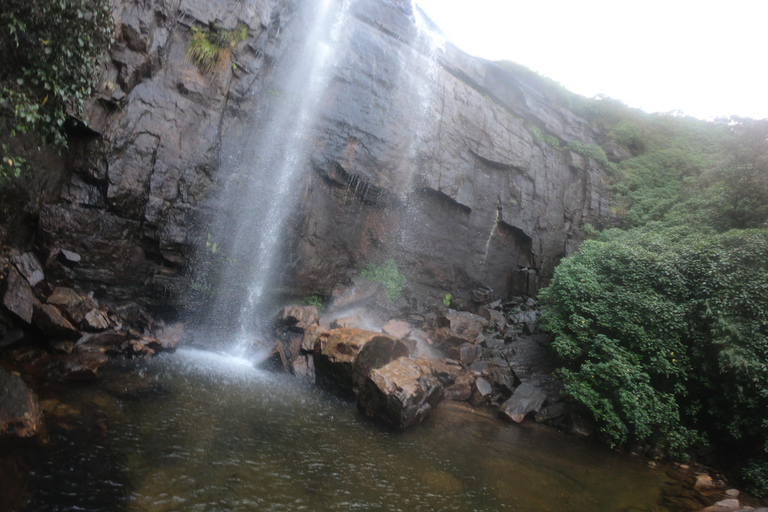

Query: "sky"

xmin=414 ymin=0 xmax=768 ymax=121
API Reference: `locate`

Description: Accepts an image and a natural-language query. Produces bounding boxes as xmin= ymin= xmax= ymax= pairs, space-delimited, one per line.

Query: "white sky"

xmin=415 ymin=0 xmax=768 ymax=121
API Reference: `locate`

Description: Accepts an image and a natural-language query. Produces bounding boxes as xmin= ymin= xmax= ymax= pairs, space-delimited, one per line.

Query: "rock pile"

xmin=0 ymin=250 xmax=181 ymax=385
xmin=262 ymin=294 xmax=588 ymax=435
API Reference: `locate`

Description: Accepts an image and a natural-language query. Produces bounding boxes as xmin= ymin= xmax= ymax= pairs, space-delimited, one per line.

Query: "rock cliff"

xmin=12 ymin=0 xmax=611 ymax=311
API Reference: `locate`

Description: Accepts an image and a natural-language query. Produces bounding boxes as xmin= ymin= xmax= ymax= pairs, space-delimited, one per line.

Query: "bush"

xmin=360 ymin=259 xmax=406 ymax=302
xmin=186 ymin=24 xmax=247 ymax=75
xmin=540 ymin=227 xmax=768 ymax=493
xmin=0 ymin=0 xmax=114 ymax=181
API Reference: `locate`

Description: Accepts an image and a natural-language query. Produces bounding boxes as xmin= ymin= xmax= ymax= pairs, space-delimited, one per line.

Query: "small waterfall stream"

xmin=198 ymin=0 xmax=357 ymax=349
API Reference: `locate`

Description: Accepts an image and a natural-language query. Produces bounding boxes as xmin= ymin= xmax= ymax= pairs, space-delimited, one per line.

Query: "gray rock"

xmin=60 ymin=249 xmax=82 ymax=263
xmin=382 ymin=319 xmax=410 ymax=340
xmin=47 ymin=287 xmax=96 ymax=325
xmin=0 ymin=367 xmax=43 ymax=439
xmin=2 ymin=268 xmax=34 ymax=324
xmin=568 ymin=413 xmax=595 ymax=438
xmin=470 ymin=377 xmax=493 ymax=406
xmin=499 ymin=382 xmax=547 ymax=423
xmin=534 ymin=402 xmax=569 ymax=423
xmin=10 ymin=251 xmax=45 ymax=287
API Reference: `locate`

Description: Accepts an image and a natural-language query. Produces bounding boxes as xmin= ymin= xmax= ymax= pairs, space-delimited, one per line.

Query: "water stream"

xmin=19 ymin=347 xmax=676 ymax=512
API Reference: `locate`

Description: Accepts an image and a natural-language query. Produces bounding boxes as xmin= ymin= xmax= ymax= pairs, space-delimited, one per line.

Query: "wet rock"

xmin=2 ymin=267 xmax=35 ymax=323
xmin=59 ymin=248 xmax=82 ymax=263
xmin=382 ymin=319 xmax=410 ymax=339
xmin=10 ymin=251 xmax=45 ymax=287
xmin=329 ymin=277 xmax=384 ymax=311
xmin=499 ymin=382 xmax=547 ymax=423
xmin=0 ymin=327 xmax=25 ymax=349
xmin=471 ymin=287 xmax=494 ymax=304
xmin=449 ymin=343 xmax=483 ymax=365
xmin=292 ymin=354 xmax=315 ymax=380
xmin=300 ymin=325 xmax=325 ymax=353
xmin=534 ymin=402 xmax=569 ymax=423
xmin=126 ymin=337 xmax=156 ymax=357
xmin=152 ymin=322 xmax=183 ymax=351
xmin=357 ymin=357 xmax=443 ymax=429
xmin=259 ymin=342 xmax=289 ymax=373
xmin=330 ymin=313 xmax=368 ymax=330
xmin=470 ymin=377 xmax=493 ymax=406
xmin=76 ymin=330 xmax=130 ymax=354
xmin=444 ymin=374 xmax=474 ymax=401
xmin=45 ymin=287 xmax=97 ymax=325
xmin=313 ymin=328 xmax=405 ymax=396
xmin=695 ymin=475 xmax=716 ymax=493
xmin=274 ymin=305 xmax=319 ymax=329
xmin=477 ymin=306 xmax=506 ymax=331
xmin=49 ymin=340 xmax=76 ymax=354
xmin=714 ymin=499 xmax=741 ymax=510
xmin=0 ymin=367 xmax=43 ymax=439
xmin=84 ymin=309 xmax=111 ymax=331
xmin=725 ymin=489 xmax=740 ymax=498
xmin=568 ymin=412 xmax=595 ymax=438
xmin=56 ymin=352 xmax=109 ymax=380
xmin=437 ymin=311 xmax=488 ymax=341
xmin=33 ymin=302 xmax=81 ymax=340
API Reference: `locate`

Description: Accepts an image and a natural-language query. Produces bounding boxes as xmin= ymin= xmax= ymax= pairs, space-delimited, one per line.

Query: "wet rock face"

xmin=17 ymin=0 xmax=610 ymax=309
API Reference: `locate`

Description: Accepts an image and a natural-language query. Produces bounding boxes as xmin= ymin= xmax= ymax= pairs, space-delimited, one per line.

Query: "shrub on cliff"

xmin=0 ymin=0 xmax=114 ymax=180
xmin=540 ymin=227 xmax=768 ymax=494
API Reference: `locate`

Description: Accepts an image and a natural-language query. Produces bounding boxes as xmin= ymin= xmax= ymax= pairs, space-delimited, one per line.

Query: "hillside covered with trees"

xmin=529 ymin=74 xmax=768 ymax=495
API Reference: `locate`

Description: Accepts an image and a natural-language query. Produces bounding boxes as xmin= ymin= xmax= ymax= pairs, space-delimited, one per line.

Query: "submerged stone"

xmin=0 ymin=367 xmax=43 ymax=439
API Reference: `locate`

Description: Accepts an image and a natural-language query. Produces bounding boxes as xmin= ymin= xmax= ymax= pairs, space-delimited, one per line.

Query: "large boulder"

xmin=273 ymin=305 xmax=319 ymax=330
xmin=2 ymin=267 xmax=35 ymax=324
xmin=499 ymin=382 xmax=548 ymax=423
xmin=357 ymin=357 xmax=443 ymax=429
xmin=313 ymin=328 xmax=408 ymax=396
xmin=0 ymin=367 xmax=43 ymax=439
xmin=46 ymin=287 xmax=97 ymax=325
xmin=32 ymin=302 xmax=81 ymax=340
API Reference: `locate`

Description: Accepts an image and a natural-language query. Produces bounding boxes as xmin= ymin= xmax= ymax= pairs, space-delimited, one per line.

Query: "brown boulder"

xmin=46 ymin=287 xmax=96 ymax=324
xmin=313 ymin=328 xmax=407 ymax=397
xmin=33 ymin=302 xmax=81 ymax=340
xmin=437 ymin=311 xmax=488 ymax=341
xmin=300 ymin=325 xmax=325 ymax=353
xmin=444 ymin=374 xmax=474 ymax=401
xmin=0 ymin=367 xmax=43 ymax=439
xmin=357 ymin=357 xmax=443 ymax=429
xmin=56 ymin=352 xmax=109 ymax=381
xmin=84 ymin=309 xmax=110 ymax=331
xmin=2 ymin=267 xmax=35 ymax=324
xmin=259 ymin=342 xmax=290 ymax=373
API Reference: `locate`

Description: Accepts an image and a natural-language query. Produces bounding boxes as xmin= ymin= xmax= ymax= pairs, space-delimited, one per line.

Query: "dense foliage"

xmin=540 ymin=96 xmax=768 ymax=493
xmin=0 ymin=0 xmax=114 ymax=180
xmin=360 ymin=259 xmax=406 ymax=302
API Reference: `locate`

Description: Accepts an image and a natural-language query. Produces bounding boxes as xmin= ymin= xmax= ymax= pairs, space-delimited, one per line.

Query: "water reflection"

xmin=21 ymin=350 xmax=671 ymax=511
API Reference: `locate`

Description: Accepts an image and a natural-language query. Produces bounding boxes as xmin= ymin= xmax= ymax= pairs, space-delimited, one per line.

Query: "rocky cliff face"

xmin=20 ymin=0 xmax=611 ymax=311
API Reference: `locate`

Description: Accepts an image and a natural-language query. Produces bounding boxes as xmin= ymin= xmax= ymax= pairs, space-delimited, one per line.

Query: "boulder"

xmin=46 ymin=287 xmax=96 ymax=324
xmin=477 ymin=306 xmax=506 ymax=331
xmin=55 ymin=352 xmax=109 ymax=380
xmin=2 ymin=267 xmax=35 ymax=324
xmin=313 ymin=328 xmax=408 ymax=396
xmin=273 ymin=305 xmax=319 ymax=329
xmin=448 ymin=343 xmax=483 ymax=365
xmin=694 ymin=475 xmax=716 ymax=493
xmin=259 ymin=342 xmax=289 ymax=372
xmin=437 ymin=311 xmax=488 ymax=341
xmin=470 ymin=377 xmax=493 ymax=406
xmin=291 ymin=354 xmax=315 ymax=380
xmin=499 ymin=382 xmax=547 ymax=423
xmin=357 ymin=357 xmax=443 ymax=429
xmin=32 ymin=302 xmax=81 ymax=340
xmin=382 ymin=319 xmax=410 ymax=339
xmin=534 ymin=402 xmax=569 ymax=423
xmin=300 ymin=325 xmax=325 ymax=353
xmin=84 ymin=309 xmax=110 ymax=331
xmin=9 ymin=251 xmax=45 ymax=287
xmin=0 ymin=367 xmax=43 ymax=439
xmin=444 ymin=373 xmax=474 ymax=401
xmin=76 ymin=330 xmax=130 ymax=354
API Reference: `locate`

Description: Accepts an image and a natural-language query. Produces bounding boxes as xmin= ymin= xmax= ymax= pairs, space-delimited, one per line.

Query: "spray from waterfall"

xmin=194 ymin=0 xmax=356 ymax=352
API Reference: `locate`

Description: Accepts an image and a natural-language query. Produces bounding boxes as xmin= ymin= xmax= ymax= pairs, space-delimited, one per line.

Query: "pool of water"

xmin=17 ymin=348 xmax=675 ymax=511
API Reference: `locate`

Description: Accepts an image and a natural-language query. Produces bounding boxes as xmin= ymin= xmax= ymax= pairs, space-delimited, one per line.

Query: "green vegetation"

xmin=186 ymin=24 xmax=248 ymax=75
xmin=442 ymin=293 xmax=453 ymax=308
xmin=540 ymin=106 xmax=768 ymax=493
xmin=360 ymin=259 xmax=406 ymax=302
xmin=566 ymin=140 xmax=616 ymax=173
xmin=301 ymin=294 xmax=323 ymax=310
xmin=0 ymin=0 xmax=114 ymax=182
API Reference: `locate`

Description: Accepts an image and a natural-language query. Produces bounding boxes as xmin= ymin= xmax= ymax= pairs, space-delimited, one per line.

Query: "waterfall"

xmin=194 ymin=0 xmax=356 ymax=350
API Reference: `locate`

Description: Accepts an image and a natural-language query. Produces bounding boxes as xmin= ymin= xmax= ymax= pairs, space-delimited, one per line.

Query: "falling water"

xmin=197 ymin=0 xmax=356 ymax=349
